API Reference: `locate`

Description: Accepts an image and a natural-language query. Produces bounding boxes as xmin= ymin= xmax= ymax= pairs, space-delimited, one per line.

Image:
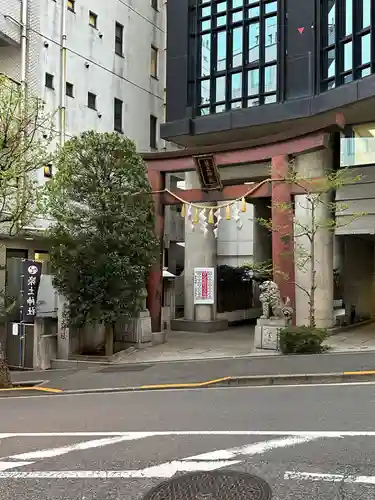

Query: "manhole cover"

xmin=98 ymin=364 xmax=154 ymax=373
xmin=143 ymin=470 xmax=272 ymax=500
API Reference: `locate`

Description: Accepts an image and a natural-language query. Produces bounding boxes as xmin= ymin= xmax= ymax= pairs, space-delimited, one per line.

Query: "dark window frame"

xmin=87 ymin=92 xmax=97 ymax=110
xmin=45 ymin=73 xmax=54 ymax=89
xmin=151 ymin=0 xmax=158 ymax=11
xmin=67 ymin=0 xmax=75 ymax=13
xmin=66 ymin=81 xmax=74 ymax=97
xmin=114 ymin=97 xmax=123 ymax=133
xmin=151 ymin=45 xmax=159 ymax=78
xmin=150 ymin=114 xmax=157 ymax=149
xmin=192 ymin=0 xmax=280 ymax=117
xmin=320 ymin=0 xmax=374 ymax=91
xmin=115 ymin=22 xmax=124 ymax=56
xmin=89 ymin=11 xmax=98 ymax=28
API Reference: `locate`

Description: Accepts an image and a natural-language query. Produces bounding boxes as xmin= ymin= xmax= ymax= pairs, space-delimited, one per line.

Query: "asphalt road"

xmin=2 ymin=383 xmax=375 ymax=499
xmin=11 ymin=350 xmax=375 ymax=391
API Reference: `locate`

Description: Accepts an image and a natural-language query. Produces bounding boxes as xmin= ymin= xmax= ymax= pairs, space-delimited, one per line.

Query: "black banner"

xmin=20 ymin=260 xmax=42 ymax=323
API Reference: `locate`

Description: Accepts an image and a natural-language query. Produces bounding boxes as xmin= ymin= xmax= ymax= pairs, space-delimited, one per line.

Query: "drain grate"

xmin=98 ymin=364 xmax=154 ymax=373
xmin=143 ymin=471 xmax=272 ymax=500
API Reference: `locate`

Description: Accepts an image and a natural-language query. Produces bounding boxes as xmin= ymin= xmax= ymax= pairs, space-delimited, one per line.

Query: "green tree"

xmin=255 ymin=163 xmax=365 ymax=329
xmin=47 ymin=131 xmax=158 ymax=356
xmin=0 ymin=75 xmax=54 ymax=387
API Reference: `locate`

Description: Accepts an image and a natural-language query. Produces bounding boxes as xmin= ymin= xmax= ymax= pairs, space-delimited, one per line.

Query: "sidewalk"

xmin=10 ymin=350 xmax=375 ymax=392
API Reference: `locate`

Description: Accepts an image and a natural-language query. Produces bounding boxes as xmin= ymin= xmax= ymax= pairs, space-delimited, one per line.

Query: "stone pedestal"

xmin=121 ymin=310 xmax=152 ymax=345
xmin=254 ymin=318 xmax=286 ymax=350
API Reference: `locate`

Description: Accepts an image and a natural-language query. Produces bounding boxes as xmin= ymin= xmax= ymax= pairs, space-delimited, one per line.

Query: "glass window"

xmin=89 ymin=11 xmax=97 ymax=28
xmin=248 ymin=23 xmax=260 ymax=63
xmin=327 ymin=0 xmax=336 ymax=45
xmin=265 ymin=94 xmax=277 ymax=104
xmin=216 ymin=104 xmax=226 ymax=113
xmin=201 ymin=6 xmax=211 ymax=17
xmin=362 ymin=0 xmax=371 ymax=28
xmin=201 ymin=34 xmax=211 ymax=76
xmin=195 ymin=0 xmax=280 ymax=115
xmin=151 ymin=46 xmax=158 ymax=78
xmin=265 ymin=16 xmax=277 ymax=62
xmin=200 ymin=80 xmax=210 ymax=105
xmin=216 ymin=76 xmax=226 ymax=101
xmin=265 ymin=1 xmax=277 ymax=14
xmin=248 ymin=68 xmax=259 ymax=95
xmin=217 ymin=1 xmax=226 ymax=13
xmin=216 ymin=15 xmax=226 ymax=27
xmin=264 ymin=65 xmax=277 ymax=92
xmin=232 ymin=11 xmax=243 ymax=22
xmin=115 ymin=22 xmax=124 ymax=56
xmin=361 ymin=34 xmax=371 ymax=65
xmin=344 ymin=41 xmax=352 ymax=72
xmin=201 ymin=19 xmax=211 ymax=30
xmin=249 ymin=6 xmax=260 ymax=18
xmin=232 ymin=27 xmax=243 ymax=67
xmin=345 ymin=0 xmax=352 ymax=36
xmin=231 ymin=101 xmax=242 ymax=109
xmin=231 ymin=73 xmax=242 ymax=99
xmin=217 ymin=31 xmax=227 ymax=71
xmin=248 ymin=97 xmax=259 ymax=107
xmin=327 ymin=48 xmax=336 ymax=78
xmin=362 ymin=67 xmax=371 ymax=77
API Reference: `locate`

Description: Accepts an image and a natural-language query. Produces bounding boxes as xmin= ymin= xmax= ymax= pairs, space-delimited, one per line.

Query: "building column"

xmin=294 ymin=149 xmax=334 ymax=328
xmin=184 ymin=171 xmax=217 ymax=322
xmin=271 ymin=155 xmax=295 ymax=307
xmin=147 ymin=169 xmax=165 ymax=332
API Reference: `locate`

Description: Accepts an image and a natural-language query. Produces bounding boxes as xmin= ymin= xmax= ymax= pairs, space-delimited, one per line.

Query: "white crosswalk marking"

xmin=285 ymin=471 xmax=375 ymax=484
xmin=185 ymin=435 xmax=319 ymax=461
xmin=8 ymin=434 xmax=150 ymax=461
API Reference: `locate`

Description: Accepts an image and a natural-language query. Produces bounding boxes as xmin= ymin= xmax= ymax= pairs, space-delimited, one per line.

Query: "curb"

xmin=49 ymin=370 xmax=375 ymax=395
xmin=6 ymin=370 xmax=375 ymax=396
xmin=0 ymin=381 xmax=63 ymax=394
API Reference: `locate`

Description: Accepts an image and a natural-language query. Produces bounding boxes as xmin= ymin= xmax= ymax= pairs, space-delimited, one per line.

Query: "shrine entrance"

xmin=143 ymin=132 xmax=330 ymax=334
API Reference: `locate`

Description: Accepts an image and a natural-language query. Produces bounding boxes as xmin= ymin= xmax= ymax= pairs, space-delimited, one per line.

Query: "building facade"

xmin=144 ymin=0 xmax=375 ymax=332
xmin=0 ymin=0 xmax=167 ymax=246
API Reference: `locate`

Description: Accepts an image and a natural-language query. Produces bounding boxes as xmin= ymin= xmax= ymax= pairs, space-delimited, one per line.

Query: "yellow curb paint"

xmin=0 ymin=386 xmax=62 ymax=393
xmin=139 ymin=376 xmax=232 ymax=390
xmin=344 ymin=370 xmax=375 ymax=376
xmin=33 ymin=387 xmax=63 ymax=393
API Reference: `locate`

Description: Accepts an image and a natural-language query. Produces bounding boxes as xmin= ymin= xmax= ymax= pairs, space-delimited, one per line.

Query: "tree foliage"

xmin=0 ymin=75 xmax=53 ymax=234
xmin=0 ymin=75 xmax=54 ymax=386
xmin=46 ymin=131 xmax=158 ymax=330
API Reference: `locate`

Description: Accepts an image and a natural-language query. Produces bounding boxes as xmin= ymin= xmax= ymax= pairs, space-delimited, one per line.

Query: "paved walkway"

xmin=324 ymin=322 xmax=375 ymax=352
xmin=115 ymin=325 xmax=278 ymax=363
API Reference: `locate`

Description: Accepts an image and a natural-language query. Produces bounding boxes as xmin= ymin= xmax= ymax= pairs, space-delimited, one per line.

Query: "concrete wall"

xmin=336 ymin=166 xmax=375 ymax=235
xmin=343 ymin=236 xmax=375 ymax=318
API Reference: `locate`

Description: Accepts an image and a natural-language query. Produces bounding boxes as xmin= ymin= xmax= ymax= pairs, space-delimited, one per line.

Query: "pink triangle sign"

xmin=297 ymin=27 xmax=305 ymax=34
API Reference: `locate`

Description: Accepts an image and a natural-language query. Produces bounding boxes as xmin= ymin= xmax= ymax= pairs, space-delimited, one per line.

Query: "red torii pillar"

xmin=271 ymin=155 xmax=295 ymax=309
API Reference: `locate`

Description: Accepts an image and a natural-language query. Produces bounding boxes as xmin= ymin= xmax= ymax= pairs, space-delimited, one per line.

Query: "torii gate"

xmin=143 ymin=132 xmax=329 ymax=332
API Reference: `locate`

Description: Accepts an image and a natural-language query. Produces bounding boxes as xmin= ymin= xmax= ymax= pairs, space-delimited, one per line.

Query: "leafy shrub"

xmin=279 ymin=326 xmax=328 ymax=354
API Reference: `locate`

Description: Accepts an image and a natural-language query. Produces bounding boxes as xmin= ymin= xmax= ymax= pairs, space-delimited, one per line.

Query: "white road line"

xmin=0 ymin=461 xmax=241 ymax=479
xmin=6 ymin=434 xmax=151 ymax=461
xmin=186 ymin=436 xmax=319 ymax=461
xmin=0 ymin=431 xmax=372 ymax=438
xmin=0 ymin=461 xmax=34 ymax=471
xmin=285 ymin=471 xmax=375 ymax=484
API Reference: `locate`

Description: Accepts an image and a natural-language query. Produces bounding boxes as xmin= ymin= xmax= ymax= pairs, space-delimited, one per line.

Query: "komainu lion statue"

xmin=259 ymin=280 xmax=293 ymax=321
